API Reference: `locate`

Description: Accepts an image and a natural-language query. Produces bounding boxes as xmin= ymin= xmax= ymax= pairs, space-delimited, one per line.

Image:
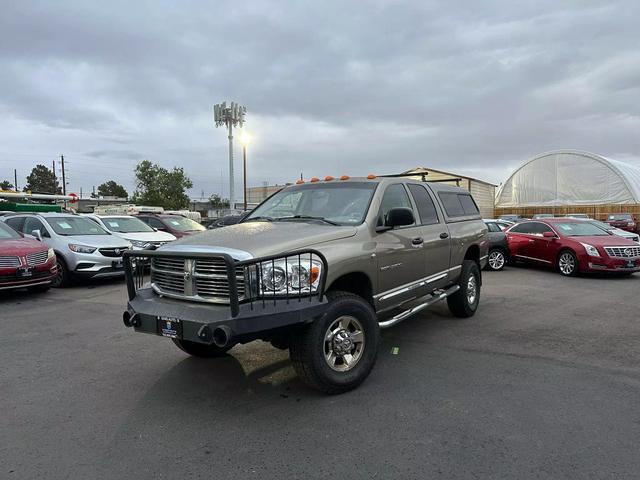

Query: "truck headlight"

xmin=68 ymin=244 xmax=97 ymax=254
xmin=255 ymin=255 xmax=323 ymax=295
xmin=47 ymin=248 xmax=55 ymax=259
xmin=580 ymin=243 xmax=600 ymax=257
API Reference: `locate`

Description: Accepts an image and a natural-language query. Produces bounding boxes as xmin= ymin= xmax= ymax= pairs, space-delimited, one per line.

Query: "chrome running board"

xmin=378 ymin=284 xmax=460 ymax=329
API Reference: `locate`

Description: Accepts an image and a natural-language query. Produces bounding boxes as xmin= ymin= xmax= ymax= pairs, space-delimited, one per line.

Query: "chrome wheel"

xmin=324 ymin=315 xmax=365 ymax=372
xmin=559 ymin=252 xmax=576 ymax=275
xmin=488 ymin=250 xmax=505 ymax=270
xmin=466 ymin=275 xmax=478 ymax=305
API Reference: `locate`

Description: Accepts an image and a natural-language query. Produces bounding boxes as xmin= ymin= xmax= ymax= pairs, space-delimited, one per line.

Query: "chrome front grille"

xmin=27 ymin=250 xmax=48 ymax=266
xmin=150 ymin=256 xmax=245 ymax=303
xmin=604 ymin=246 xmax=640 ymax=258
xmin=0 ymin=256 xmax=20 ymax=268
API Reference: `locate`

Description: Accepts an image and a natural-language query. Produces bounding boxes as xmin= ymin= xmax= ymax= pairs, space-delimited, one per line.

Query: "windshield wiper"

xmin=243 ymin=216 xmax=274 ymax=222
xmin=276 ymin=215 xmax=339 ymax=226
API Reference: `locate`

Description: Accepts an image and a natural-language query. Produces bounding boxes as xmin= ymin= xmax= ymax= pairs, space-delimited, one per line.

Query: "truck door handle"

xmin=439 ymin=232 xmax=449 ymax=239
xmin=412 ymin=237 xmax=424 ymax=245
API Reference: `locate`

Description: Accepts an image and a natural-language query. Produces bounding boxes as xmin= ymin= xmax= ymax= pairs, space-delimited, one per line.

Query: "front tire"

xmin=289 ymin=291 xmax=379 ymax=394
xmin=51 ymin=257 xmax=70 ymax=288
xmin=447 ymin=259 xmax=481 ymax=318
xmin=557 ymin=250 xmax=579 ymax=276
xmin=172 ymin=339 xmax=231 ymax=358
xmin=486 ymin=248 xmax=506 ymax=271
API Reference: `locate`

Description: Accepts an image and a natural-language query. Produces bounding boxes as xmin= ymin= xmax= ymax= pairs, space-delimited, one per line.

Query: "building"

xmin=495 ymin=150 xmax=640 ymax=219
xmin=245 ymin=183 xmax=290 ymax=204
xmin=400 ymin=167 xmax=497 ymax=218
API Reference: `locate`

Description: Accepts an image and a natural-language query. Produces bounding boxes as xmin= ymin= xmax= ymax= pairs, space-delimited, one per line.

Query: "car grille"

xmin=151 ymin=257 xmax=245 ymax=303
xmin=0 ymin=256 xmax=20 ymax=268
xmin=604 ymin=246 xmax=640 ymax=258
xmin=27 ymin=250 xmax=49 ymax=266
xmin=99 ymin=247 xmax=128 ymax=257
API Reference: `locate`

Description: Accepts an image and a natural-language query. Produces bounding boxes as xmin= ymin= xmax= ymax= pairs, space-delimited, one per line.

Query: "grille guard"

xmin=123 ymin=248 xmax=328 ymax=318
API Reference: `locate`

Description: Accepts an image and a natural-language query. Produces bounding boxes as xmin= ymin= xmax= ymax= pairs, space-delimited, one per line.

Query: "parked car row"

xmin=484 ymin=217 xmax=640 ymax=277
xmin=499 ymin=213 xmax=639 ymax=234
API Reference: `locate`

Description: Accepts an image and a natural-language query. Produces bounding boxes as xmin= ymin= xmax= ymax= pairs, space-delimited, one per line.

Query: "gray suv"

xmin=122 ymin=177 xmax=488 ymax=393
xmin=2 ymin=213 xmax=131 ymax=287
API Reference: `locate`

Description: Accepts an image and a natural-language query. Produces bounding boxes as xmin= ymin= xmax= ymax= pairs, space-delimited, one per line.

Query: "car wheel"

xmin=51 ymin=257 xmax=70 ymax=288
xmin=447 ymin=259 xmax=481 ymax=318
xmin=172 ymin=338 xmax=232 ymax=357
xmin=289 ymin=291 xmax=379 ymax=394
xmin=486 ymin=248 xmax=506 ymax=271
xmin=557 ymin=250 xmax=579 ymax=277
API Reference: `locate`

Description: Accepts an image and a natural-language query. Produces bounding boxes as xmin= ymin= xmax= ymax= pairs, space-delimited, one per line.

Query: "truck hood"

xmin=158 ymin=221 xmax=357 ymax=259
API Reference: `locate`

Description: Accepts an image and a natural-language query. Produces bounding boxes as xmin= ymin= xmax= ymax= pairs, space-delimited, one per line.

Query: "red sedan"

xmin=506 ymin=218 xmax=640 ymax=276
xmin=0 ymin=222 xmax=57 ymax=292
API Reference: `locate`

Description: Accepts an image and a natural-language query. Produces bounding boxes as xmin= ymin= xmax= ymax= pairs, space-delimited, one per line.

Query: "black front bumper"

xmin=126 ymin=288 xmax=329 ymax=344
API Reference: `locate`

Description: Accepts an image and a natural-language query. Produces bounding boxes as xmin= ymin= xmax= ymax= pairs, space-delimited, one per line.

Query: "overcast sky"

xmin=1 ymin=0 xmax=639 ymax=199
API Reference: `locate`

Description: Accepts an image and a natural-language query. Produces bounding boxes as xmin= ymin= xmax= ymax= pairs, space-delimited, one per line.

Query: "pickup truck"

xmin=122 ymin=176 xmax=489 ymax=393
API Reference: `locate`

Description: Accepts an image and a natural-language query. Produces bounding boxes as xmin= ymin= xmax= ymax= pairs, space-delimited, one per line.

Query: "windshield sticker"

xmin=57 ymin=221 xmax=73 ymax=229
xmin=106 ymin=221 xmax=120 ymax=228
xmin=169 ymin=220 xmax=181 ymax=226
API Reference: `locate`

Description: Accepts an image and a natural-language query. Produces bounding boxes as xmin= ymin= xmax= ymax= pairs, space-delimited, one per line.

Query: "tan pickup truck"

xmin=122 ymin=176 xmax=489 ymax=393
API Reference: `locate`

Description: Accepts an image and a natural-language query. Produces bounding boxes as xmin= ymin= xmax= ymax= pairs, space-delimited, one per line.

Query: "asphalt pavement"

xmin=2 ymin=266 xmax=639 ymax=479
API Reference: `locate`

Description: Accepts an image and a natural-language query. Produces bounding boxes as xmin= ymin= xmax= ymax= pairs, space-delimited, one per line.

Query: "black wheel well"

xmin=464 ymin=244 xmax=480 ymax=265
xmin=326 ymin=272 xmax=374 ymax=307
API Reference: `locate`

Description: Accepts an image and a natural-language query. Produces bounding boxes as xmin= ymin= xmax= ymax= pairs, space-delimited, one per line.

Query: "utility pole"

xmin=214 ymin=101 xmax=246 ymax=211
xmin=60 ymin=155 xmax=66 ymax=195
xmin=14 ymin=169 xmax=18 ymax=191
xmin=52 ymin=160 xmax=56 ymax=194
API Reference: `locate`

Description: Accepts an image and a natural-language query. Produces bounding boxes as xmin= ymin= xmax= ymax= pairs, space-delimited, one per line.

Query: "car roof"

xmin=6 ymin=212 xmax=78 ymax=218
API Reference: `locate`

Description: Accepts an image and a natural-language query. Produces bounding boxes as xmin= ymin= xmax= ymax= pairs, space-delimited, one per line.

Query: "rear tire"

xmin=289 ymin=291 xmax=379 ymax=394
xmin=447 ymin=259 xmax=481 ymax=318
xmin=172 ymin=339 xmax=231 ymax=358
xmin=486 ymin=248 xmax=506 ymax=271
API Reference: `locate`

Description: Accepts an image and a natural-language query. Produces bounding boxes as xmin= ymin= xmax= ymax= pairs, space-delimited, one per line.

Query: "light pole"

xmin=214 ymin=101 xmax=246 ymax=210
xmin=239 ymin=131 xmax=252 ymax=211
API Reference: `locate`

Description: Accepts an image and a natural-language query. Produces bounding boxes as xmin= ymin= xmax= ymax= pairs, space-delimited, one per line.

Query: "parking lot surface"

xmin=2 ymin=267 xmax=640 ymax=479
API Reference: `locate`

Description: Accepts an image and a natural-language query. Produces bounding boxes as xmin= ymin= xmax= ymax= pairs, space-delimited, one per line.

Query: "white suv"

xmin=83 ymin=214 xmax=176 ymax=249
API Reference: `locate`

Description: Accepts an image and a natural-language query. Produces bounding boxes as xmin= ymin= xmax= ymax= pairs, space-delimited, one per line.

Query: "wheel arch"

xmin=326 ymin=271 xmax=374 ymax=307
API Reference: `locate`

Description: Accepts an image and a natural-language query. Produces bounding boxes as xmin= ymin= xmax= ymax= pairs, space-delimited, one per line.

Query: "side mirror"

xmin=385 ymin=208 xmax=415 ymax=229
xmin=152 ymin=227 xmax=158 ymax=232
xmin=543 ymin=231 xmax=556 ymax=238
xmin=31 ymin=229 xmax=43 ymax=241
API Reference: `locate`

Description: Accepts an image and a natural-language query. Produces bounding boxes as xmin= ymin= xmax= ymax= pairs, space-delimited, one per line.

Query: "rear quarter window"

xmin=438 ymin=192 xmax=479 ymax=218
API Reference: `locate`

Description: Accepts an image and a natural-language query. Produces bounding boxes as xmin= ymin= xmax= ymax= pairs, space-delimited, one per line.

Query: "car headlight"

xmin=580 ymin=243 xmax=600 ymax=257
xmin=251 ymin=255 xmax=323 ymax=295
xmin=47 ymin=248 xmax=55 ymax=259
xmin=129 ymin=239 xmax=151 ymax=249
xmin=68 ymin=243 xmax=97 ymax=254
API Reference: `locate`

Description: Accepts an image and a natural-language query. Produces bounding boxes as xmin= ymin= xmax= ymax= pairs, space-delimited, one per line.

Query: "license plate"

xmin=112 ymin=259 xmax=123 ymax=268
xmin=626 ymin=260 xmax=636 ymax=268
xmin=17 ymin=267 xmax=34 ymax=278
xmin=157 ymin=317 xmax=182 ymax=339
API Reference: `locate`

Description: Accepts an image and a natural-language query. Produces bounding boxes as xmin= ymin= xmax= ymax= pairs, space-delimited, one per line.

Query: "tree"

xmin=132 ymin=160 xmax=193 ymax=209
xmin=209 ymin=193 xmax=230 ymax=209
xmin=0 ymin=180 xmax=14 ymax=190
xmin=23 ymin=164 xmax=61 ymax=194
xmin=96 ymin=180 xmax=128 ymax=198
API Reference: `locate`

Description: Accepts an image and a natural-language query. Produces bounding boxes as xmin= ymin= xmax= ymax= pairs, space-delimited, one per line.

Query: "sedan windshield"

xmin=0 ymin=222 xmax=20 ymax=239
xmin=555 ymin=222 xmax=610 ymax=237
xmin=608 ymin=214 xmax=632 ymax=220
xmin=46 ymin=217 xmax=109 ymax=236
xmin=164 ymin=216 xmax=206 ymax=232
xmin=588 ymin=220 xmax=613 ymax=231
xmin=244 ymin=182 xmax=377 ymax=226
xmin=101 ymin=216 xmax=154 ymax=233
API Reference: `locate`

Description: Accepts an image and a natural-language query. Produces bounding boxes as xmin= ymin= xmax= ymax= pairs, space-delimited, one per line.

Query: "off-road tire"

xmin=51 ymin=256 xmax=70 ymax=288
xmin=447 ymin=259 xmax=481 ymax=318
xmin=485 ymin=248 xmax=506 ymax=271
xmin=172 ymin=339 xmax=231 ymax=358
xmin=289 ymin=291 xmax=379 ymax=394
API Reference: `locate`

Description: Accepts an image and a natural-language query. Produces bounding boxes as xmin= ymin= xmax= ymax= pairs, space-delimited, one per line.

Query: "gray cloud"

xmin=1 ymin=0 xmax=639 ymax=198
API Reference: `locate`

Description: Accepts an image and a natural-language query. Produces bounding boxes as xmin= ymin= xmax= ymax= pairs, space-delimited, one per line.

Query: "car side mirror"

xmin=543 ymin=231 xmax=556 ymax=238
xmin=31 ymin=229 xmax=43 ymax=241
xmin=152 ymin=227 xmax=158 ymax=232
xmin=381 ymin=208 xmax=415 ymax=231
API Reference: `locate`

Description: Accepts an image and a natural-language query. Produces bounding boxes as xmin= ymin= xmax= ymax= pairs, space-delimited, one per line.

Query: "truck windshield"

xmin=244 ymin=182 xmax=377 ymax=226
xmin=101 ymin=216 xmax=154 ymax=233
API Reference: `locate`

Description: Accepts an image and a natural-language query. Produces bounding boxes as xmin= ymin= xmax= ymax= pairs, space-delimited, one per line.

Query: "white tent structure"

xmin=496 ymin=150 xmax=640 ymax=208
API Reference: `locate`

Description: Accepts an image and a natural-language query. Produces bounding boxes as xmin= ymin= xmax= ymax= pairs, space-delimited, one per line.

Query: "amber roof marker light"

xmin=340 ymin=175 xmax=350 ymax=180
xmin=296 ymin=179 xmax=305 ymax=184
xmin=367 ymin=174 xmax=377 ymax=179
xmin=324 ymin=176 xmax=335 ymax=181
xmin=310 ymin=177 xmax=320 ymax=183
